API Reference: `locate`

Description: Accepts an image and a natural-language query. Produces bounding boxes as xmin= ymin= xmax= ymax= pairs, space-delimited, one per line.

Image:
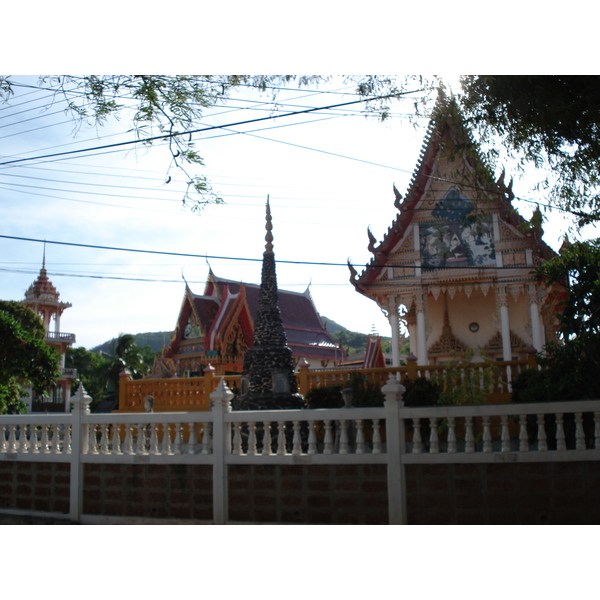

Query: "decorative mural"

xmin=420 ymin=189 xmax=496 ymax=268
xmin=183 ymin=314 xmax=202 ymax=340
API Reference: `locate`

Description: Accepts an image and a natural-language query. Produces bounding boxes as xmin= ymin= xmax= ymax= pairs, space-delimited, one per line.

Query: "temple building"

xmin=349 ymin=97 xmax=567 ymax=366
xmin=158 ymin=266 xmax=342 ymax=379
xmin=21 ymin=253 xmax=77 ymax=412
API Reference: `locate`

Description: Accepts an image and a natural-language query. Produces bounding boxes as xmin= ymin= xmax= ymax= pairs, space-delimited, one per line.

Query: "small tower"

xmin=234 ymin=199 xmax=306 ymax=410
xmin=22 ymin=249 xmax=77 ymax=412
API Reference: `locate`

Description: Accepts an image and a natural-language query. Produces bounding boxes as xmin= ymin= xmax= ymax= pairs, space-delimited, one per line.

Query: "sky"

xmin=1 ymin=75 xmax=598 ymax=351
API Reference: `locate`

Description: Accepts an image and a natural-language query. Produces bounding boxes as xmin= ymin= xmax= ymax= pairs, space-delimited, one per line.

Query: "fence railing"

xmin=119 ymin=357 xmax=536 ymax=412
xmin=4 ymin=376 xmax=600 ymax=524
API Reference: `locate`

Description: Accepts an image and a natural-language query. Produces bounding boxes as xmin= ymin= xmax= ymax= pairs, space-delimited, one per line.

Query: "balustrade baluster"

xmin=18 ymin=426 xmax=28 ymax=454
xmin=339 ymin=420 xmax=349 ymax=454
xmin=465 ymin=417 xmax=474 ymax=453
xmin=136 ymin=424 xmax=147 ymax=455
xmin=233 ymin=423 xmax=243 ymax=455
xmin=429 ymin=418 xmax=439 ymax=454
xmin=355 ymin=420 xmax=366 ymax=454
xmin=53 ymin=424 xmax=62 ymax=454
xmin=173 ymin=424 xmax=183 ymax=454
xmin=201 ymin=423 xmax=212 ymax=455
xmin=371 ymin=419 xmax=382 ymax=454
xmin=43 ymin=425 xmax=52 ymax=454
xmin=307 ymin=421 xmax=317 ymax=455
xmin=248 ymin=423 xmax=257 ymax=456
xmin=0 ymin=426 xmax=8 ymax=452
xmin=556 ymin=413 xmax=566 ymax=451
xmin=186 ymin=423 xmax=196 ymax=455
xmin=482 ymin=416 xmax=492 ymax=453
xmin=162 ymin=423 xmax=172 ymax=455
xmin=7 ymin=425 xmax=18 ymax=452
xmin=149 ymin=423 xmax=159 ymax=455
xmin=575 ymin=412 xmax=585 ymax=450
xmin=594 ymin=412 xmax=600 ymax=450
xmin=501 ymin=415 xmax=511 ymax=452
xmin=64 ymin=425 xmax=72 ymax=454
xmin=276 ymin=421 xmax=286 ymax=455
xmin=536 ymin=414 xmax=547 ymax=452
xmin=292 ymin=421 xmax=302 ymax=455
xmin=124 ymin=424 xmax=134 ymax=455
xmin=518 ymin=415 xmax=528 ymax=452
xmin=412 ymin=419 xmax=423 ymax=454
xmin=447 ymin=417 xmax=457 ymax=454
xmin=323 ymin=421 xmax=333 ymax=455
xmin=100 ymin=424 xmax=110 ymax=454
xmin=31 ymin=426 xmax=39 ymax=454
xmin=262 ymin=422 xmax=272 ymax=456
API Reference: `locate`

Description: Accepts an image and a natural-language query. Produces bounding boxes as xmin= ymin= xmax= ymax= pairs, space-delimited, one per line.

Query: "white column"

xmin=210 ymin=378 xmax=233 ymax=525
xmin=416 ymin=294 xmax=427 ymax=366
xmin=407 ymin=323 xmax=417 ymax=356
xmin=528 ymin=285 xmax=543 ymax=351
xmin=497 ymin=287 xmax=512 ymax=362
xmin=388 ymin=305 xmax=401 ymax=367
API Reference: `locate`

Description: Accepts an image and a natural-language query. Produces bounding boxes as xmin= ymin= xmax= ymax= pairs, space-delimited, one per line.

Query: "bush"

xmin=402 ymin=377 xmax=440 ymax=407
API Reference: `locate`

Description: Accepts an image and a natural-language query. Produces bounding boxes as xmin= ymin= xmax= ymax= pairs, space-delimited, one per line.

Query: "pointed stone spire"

xmin=234 ymin=198 xmax=306 ymax=411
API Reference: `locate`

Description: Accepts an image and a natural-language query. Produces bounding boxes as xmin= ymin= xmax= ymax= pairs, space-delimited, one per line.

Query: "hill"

xmin=90 ymin=319 xmax=393 ymax=357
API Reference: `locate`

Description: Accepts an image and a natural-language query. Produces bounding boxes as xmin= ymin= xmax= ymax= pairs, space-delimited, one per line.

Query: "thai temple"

xmin=156 ymin=237 xmax=342 ymax=379
xmin=21 ymin=251 xmax=77 ymax=412
xmin=349 ymin=96 xmax=567 ymax=366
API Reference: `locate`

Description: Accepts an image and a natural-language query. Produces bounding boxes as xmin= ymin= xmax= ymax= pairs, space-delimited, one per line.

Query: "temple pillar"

xmin=386 ymin=299 xmax=401 ymax=367
xmin=497 ymin=287 xmax=512 ymax=362
xmin=415 ymin=294 xmax=427 ymax=366
xmin=528 ymin=284 xmax=543 ymax=351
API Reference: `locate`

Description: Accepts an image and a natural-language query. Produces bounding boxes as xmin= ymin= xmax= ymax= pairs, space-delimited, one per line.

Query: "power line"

xmin=0 ymin=91 xmax=413 ymax=168
xmin=0 ymin=233 xmax=548 ymax=270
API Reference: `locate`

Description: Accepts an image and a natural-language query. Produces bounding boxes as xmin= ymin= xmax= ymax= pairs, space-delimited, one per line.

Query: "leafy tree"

xmin=459 ymin=76 xmax=600 ymax=226
xmin=0 ymin=75 xmax=419 ymax=210
xmin=65 ymin=346 xmax=110 ymax=404
xmin=100 ymin=334 xmax=152 ymax=406
xmin=526 ymin=237 xmax=600 ymax=401
xmin=0 ymin=301 xmax=60 ymax=414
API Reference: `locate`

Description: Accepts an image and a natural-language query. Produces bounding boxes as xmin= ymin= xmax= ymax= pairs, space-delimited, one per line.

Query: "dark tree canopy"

xmin=0 ymin=301 xmax=60 ymax=414
xmin=460 ymin=75 xmax=600 ymax=226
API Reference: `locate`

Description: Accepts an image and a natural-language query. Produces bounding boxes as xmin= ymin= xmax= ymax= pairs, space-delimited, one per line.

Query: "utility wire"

xmin=0 ymin=233 xmax=548 ymax=270
xmin=0 ymin=91 xmax=414 ymax=167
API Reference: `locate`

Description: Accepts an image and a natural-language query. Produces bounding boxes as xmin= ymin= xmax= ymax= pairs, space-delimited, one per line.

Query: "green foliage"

xmin=305 ymin=371 xmax=385 ymax=409
xmin=460 ymin=75 xmax=600 ymax=226
xmin=402 ymin=377 xmax=440 ymax=407
xmin=511 ymin=369 xmax=552 ymax=404
xmin=537 ymin=237 xmax=600 ymax=340
xmin=0 ymin=302 xmax=60 ymax=414
xmin=522 ymin=238 xmax=600 ymax=402
xmin=65 ymin=346 xmax=110 ymax=404
xmin=434 ymin=349 xmax=494 ymax=406
xmin=305 ymin=385 xmax=343 ymax=409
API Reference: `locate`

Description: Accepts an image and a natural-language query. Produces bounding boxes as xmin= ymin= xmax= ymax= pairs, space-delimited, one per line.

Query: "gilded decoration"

xmin=484 ymin=330 xmax=528 ymax=354
xmin=428 ymin=296 xmax=468 ymax=356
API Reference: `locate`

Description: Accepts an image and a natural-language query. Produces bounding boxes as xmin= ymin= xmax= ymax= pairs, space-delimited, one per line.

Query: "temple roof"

xmin=349 ymin=95 xmax=558 ymax=293
xmin=204 ymin=273 xmax=339 ymax=359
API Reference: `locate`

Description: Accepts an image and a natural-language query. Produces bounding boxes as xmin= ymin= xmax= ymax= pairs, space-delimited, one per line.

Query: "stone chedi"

xmin=233 ymin=200 xmax=306 ymax=411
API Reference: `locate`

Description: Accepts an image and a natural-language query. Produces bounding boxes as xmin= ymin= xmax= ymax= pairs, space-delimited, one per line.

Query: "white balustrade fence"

xmin=2 ymin=377 xmax=600 ymax=524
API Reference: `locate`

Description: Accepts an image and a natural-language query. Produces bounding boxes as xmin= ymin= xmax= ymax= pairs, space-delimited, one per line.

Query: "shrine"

xmin=158 ymin=223 xmax=341 ymax=380
xmin=349 ymin=96 xmax=567 ymax=366
xmin=21 ymin=251 xmax=77 ymax=411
